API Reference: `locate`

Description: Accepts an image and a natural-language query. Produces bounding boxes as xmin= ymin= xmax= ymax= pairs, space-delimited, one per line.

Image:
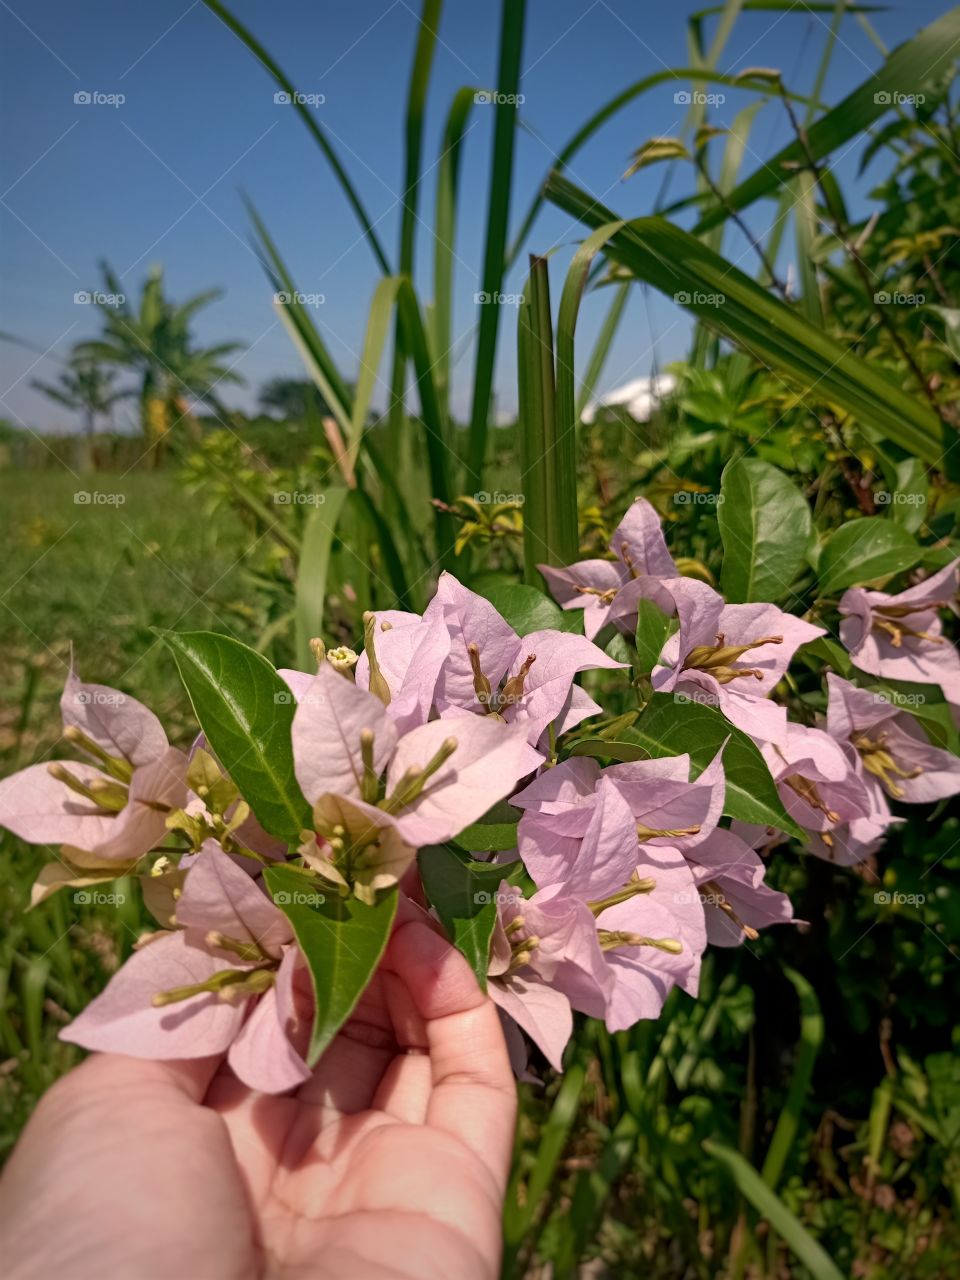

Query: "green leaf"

xmin=703 ymin=1141 xmax=845 ymax=1280
xmin=474 ymin=580 xmax=581 ymax=635
xmin=264 ymin=866 xmax=397 ymax=1065
xmin=570 ymin=693 xmax=803 ymax=838
xmin=818 ymin=518 xmax=921 ymax=594
xmin=158 ymin=630 xmax=310 ymax=842
xmin=455 ymin=822 xmax=519 ymax=852
xmin=635 ymin=599 xmax=672 ymax=676
xmin=718 ymin=458 xmax=812 ymax=603
xmin=418 ymin=845 xmax=520 ymax=989
xmin=543 ymin=176 xmax=947 ymax=467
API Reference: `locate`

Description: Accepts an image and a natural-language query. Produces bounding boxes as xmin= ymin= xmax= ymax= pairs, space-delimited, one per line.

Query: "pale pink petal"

xmin=291 ymin=662 xmax=397 ymax=805
xmin=610 ymin=497 xmax=677 ymax=577
xmin=62 ymin=670 xmax=168 ymax=766
xmin=426 ymin=573 xmax=521 ymax=708
xmin=59 ymin=931 xmax=246 ymax=1059
xmin=227 ymin=949 xmax=311 ymax=1093
xmin=389 ymin=717 xmax=541 ymax=846
xmin=489 ymin=975 xmax=573 ymax=1071
xmin=0 ymin=761 xmax=116 ymax=848
xmin=174 ymin=842 xmax=292 ymax=955
xmin=356 ymin=612 xmax=451 ymax=734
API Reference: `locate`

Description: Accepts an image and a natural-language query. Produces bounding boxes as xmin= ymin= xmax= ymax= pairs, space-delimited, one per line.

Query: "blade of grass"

xmin=387 ymin=0 xmax=444 ymax=442
xmin=760 ymin=968 xmax=824 ymax=1190
xmin=575 ymin=280 xmax=630 ymax=418
xmin=202 ymin=0 xmax=391 ymax=273
xmin=465 ymin=0 xmax=526 ymax=488
xmin=543 ymin=174 xmax=949 ymax=466
xmin=693 ymin=6 xmax=960 ymax=233
xmin=433 ymin=86 xmax=480 ymax=419
xmin=517 ymin=256 xmax=559 ymax=582
xmin=704 ymin=1140 xmax=845 ymax=1280
xmin=294 ymin=487 xmax=348 ymax=669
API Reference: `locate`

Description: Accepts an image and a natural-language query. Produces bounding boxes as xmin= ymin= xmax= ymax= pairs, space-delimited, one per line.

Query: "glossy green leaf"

xmin=264 ymin=866 xmax=397 ymax=1065
xmin=454 ymin=822 xmax=519 ymax=853
xmin=474 ymin=581 xmax=581 ymax=636
xmin=419 ymin=845 xmax=520 ymax=988
xmin=635 ymin=599 xmax=672 ymax=676
xmin=817 ymin=518 xmax=921 ymax=593
xmin=719 ymin=458 xmax=812 ymax=603
xmin=571 ymin=693 xmax=803 ymax=837
xmin=158 ymin=630 xmax=309 ymax=842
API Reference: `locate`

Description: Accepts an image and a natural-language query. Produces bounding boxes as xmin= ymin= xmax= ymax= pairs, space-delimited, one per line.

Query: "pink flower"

xmin=684 ymin=828 xmax=795 ymax=946
xmin=839 ymin=561 xmax=960 ymax=707
xmin=751 ymin=721 xmax=880 ymax=865
xmin=513 ymin=759 xmax=712 ymax=1028
xmin=826 ymin=673 xmax=960 ymax=806
xmin=351 ymin=575 xmax=624 ymax=750
xmin=290 ymin=663 xmax=542 ymax=899
xmin=652 ymin=596 xmax=825 ymax=745
xmin=514 ymin=752 xmax=724 ymax=896
xmin=487 ymin=881 xmax=611 ymax=1069
xmin=539 ymin=497 xmax=677 ymax=639
xmin=60 ymin=843 xmax=311 ymax=1094
xmin=0 ymin=671 xmax=187 ymax=874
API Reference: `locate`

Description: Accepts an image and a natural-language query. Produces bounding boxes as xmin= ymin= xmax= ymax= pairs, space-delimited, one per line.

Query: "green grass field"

xmin=0 ymin=469 xmax=262 ymax=1152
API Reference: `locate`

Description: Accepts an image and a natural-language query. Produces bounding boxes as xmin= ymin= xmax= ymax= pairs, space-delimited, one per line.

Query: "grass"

xmin=0 ymin=468 xmax=265 ymax=1151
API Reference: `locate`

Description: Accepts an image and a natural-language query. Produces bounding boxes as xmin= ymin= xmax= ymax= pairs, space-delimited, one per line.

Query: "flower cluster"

xmin=1 ymin=501 xmax=957 ymax=1085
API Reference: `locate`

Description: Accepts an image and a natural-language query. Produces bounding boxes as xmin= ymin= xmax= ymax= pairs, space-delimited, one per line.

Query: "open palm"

xmin=0 ymin=923 xmax=517 ymax=1280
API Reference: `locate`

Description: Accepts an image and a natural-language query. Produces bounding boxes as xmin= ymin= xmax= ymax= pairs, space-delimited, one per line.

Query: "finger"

xmin=369 ymin=971 xmax=431 ymax=1122
xmin=386 ymin=922 xmax=517 ymax=1187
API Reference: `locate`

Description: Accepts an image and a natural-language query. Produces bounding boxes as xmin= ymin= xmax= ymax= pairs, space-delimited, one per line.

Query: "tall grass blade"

xmin=202 ymin=0 xmax=391 ymax=273
xmin=294 ymin=487 xmax=348 ymax=670
xmin=704 ymin=1140 xmax=845 ymax=1280
xmin=694 ymin=6 xmax=960 ymax=233
xmin=543 ymin=174 xmax=948 ymax=466
xmin=466 ymin=0 xmax=526 ymax=487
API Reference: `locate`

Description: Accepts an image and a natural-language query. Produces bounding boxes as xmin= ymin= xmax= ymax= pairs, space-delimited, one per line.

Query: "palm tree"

xmin=75 ymin=262 xmax=245 ymax=450
xmin=258 ymin=376 xmax=333 ymax=422
xmin=32 ymin=354 xmax=127 ymax=439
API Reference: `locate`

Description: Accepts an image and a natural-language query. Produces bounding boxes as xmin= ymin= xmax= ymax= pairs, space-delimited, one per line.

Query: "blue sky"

xmin=0 ymin=0 xmax=951 ymax=432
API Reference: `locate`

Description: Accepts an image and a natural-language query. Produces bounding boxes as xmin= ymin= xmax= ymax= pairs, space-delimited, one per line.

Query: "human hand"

xmin=0 ymin=921 xmax=517 ymax=1280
